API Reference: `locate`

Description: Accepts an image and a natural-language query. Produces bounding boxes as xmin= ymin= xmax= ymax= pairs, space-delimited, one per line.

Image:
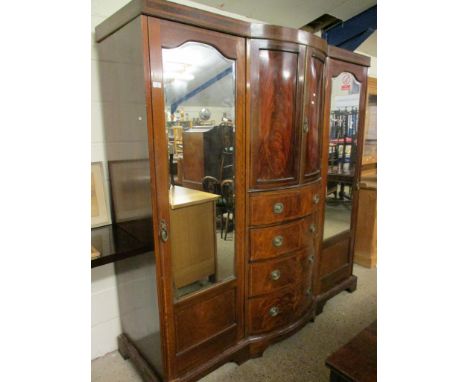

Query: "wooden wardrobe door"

xmin=303 ymin=50 xmax=325 ymax=182
xmin=248 ymin=39 xmax=305 ymax=190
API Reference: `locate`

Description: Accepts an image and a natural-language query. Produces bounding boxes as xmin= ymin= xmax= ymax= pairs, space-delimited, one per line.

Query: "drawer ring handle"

xmin=272 ymin=235 xmax=284 ymax=247
xmin=273 ymin=202 xmax=284 ymax=214
xmin=270 ymin=269 xmax=281 ymax=281
xmin=309 ymin=223 xmax=316 ymax=233
xmin=269 ymin=306 xmax=280 ymax=317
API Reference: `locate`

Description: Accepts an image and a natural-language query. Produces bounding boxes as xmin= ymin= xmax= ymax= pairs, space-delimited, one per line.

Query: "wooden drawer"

xmin=302 ymin=213 xmax=319 ymax=250
xmin=295 ymin=281 xmax=314 ymax=318
xmin=250 ymin=219 xmax=303 ymax=261
xmin=248 ymin=287 xmax=296 ymax=334
xmin=249 ymin=253 xmax=299 ymax=297
xmin=249 ymin=182 xmax=321 ymax=226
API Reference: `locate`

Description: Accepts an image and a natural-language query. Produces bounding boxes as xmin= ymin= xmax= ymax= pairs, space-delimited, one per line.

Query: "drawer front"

xmin=249 ymin=182 xmax=321 ymax=226
xmin=295 ymin=282 xmax=314 ymax=318
xmin=302 ymin=213 xmax=319 ymax=250
xmin=250 ymin=219 xmax=303 ymax=260
xmin=249 ymin=254 xmax=299 ymax=297
xmin=248 ymin=287 xmax=296 ymax=334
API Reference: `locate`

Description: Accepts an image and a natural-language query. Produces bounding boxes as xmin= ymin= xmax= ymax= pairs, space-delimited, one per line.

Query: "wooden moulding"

xmin=95 ymin=0 xmax=327 ymax=52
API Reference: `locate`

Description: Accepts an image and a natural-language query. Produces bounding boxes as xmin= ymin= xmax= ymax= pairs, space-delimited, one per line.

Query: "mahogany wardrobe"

xmin=94 ymin=1 xmax=370 ymax=381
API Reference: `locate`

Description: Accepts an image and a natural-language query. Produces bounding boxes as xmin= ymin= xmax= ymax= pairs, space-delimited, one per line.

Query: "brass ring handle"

xmin=273 ymin=202 xmax=284 ymax=214
xmin=269 ymin=306 xmax=280 ymax=317
xmin=309 ymin=223 xmax=316 ymax=233
xmin=272 ymin=235 xmax=284 ymax=247
xmin=270 ymin=269 xmax=281 ymax=281
xmin=313 ymin=194 xmax=320 ymax=204
xmin=308 ymin=255 xmax=314 ymax=263
xmin=306 ymin=287 xmax=312 ymax=296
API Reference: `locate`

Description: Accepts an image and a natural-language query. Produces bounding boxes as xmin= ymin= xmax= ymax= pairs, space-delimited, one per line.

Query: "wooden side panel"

xmin=319 ymin=236 xmax=350 ymax=277
xmin=354 ymin=187 xmax=377 ymax=268
xmin=303 ymin=55 xmax=325 ymax=181
xmin=249 ymin=39 xmax=305 ymax=189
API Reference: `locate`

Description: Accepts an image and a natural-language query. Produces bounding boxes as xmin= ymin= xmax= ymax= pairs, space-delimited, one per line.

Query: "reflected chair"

xmin=220 ymin=179 xmax=234 ymax=240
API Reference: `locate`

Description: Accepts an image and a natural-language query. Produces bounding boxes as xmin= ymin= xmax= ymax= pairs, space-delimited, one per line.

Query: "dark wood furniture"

xmin=326 ymin=321 xmax=377 ymax=382
xmin=315 ymin=46 xmax=370 ymax=315
xmin=94 ymin=1 xmax=369 ymax=381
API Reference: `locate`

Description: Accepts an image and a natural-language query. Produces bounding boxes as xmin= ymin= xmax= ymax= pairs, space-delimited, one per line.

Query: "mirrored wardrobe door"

xmin=323 ymin=72 xmax=362 ymax=240
xmin=147 ymin=18 xmax=246 ymax=376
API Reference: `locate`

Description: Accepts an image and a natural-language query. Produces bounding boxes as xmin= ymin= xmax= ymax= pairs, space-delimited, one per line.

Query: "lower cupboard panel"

xmin=174 ymin=324 xmax=237 ymax=375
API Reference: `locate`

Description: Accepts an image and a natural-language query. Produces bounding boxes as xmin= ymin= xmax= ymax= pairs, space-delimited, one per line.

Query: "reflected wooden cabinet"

xmin=94 ymin=1 xmax=368 ymax=381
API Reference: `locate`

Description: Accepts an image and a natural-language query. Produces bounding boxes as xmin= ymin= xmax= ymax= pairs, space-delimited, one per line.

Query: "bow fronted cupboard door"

xmin=315 ymin=46 xmax=371 ymax=314
xmin=246 ymin=39 xmax=325 ymax=339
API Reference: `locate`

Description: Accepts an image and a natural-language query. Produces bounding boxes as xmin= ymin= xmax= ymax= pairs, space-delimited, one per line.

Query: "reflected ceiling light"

xmin=282 ymin=70 xmax=291 ymax=79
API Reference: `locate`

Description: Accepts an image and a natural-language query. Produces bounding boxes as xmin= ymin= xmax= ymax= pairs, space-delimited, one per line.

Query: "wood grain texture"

xmin=249 ymin=182 xmax=320 ymax=226
xmin=249 ymin=220 xmax=303 ymax=261
xmin=249 ymin=39 xmax=305 ymax=189
xmin=181 ymin=131 xmax=204 ymax=190
xmin=170 ymin=201 xmax=216 ymax=288
xmin=247 ymin=287 xmax=296 ymax=334
xmin=95 ymin=0 xmax=328 ymax=53
xmin=303 ymin=54 xmax=325 ymax=181
xmin=174 ymin=288 xmax=236 ymax=352
xmin=249 ymin=253 xmax=299 ymax=296
xmin=319 ymin=232 xmax=351 ymax=277
xmin=353 ymin=187 xmax=377 ymax=268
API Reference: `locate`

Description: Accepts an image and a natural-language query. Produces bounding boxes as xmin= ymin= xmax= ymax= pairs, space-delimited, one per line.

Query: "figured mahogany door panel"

xmin=303 ymin=52 xmax=325 ymax=182
xmin=249 ymin=220 xmax=303 ymax=261
xmin=247 ymin=287 xmax=296 ymax=334
xmin=249 ymin=252 xmax=300 ymax=296
xmin=249 ymin=39 xmax=305 ymax=189
xmin=249 ymin=182 xmax=320 ymax=226
xmin=174 ymin=287 xmax=236 ymax=352
xmin=174 ymin=325 xmax=237 ymax=375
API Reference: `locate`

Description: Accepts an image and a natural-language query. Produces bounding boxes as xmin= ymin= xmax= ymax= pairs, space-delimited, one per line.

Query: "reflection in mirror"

xmin=162 ymin=42 xmax=236 ymax=299
xmin=324 ymin=72 xmax=361 ymax=239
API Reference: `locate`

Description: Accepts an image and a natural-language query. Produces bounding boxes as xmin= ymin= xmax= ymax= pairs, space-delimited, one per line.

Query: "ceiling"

xmin=181 ymin=0 xmax=377 ymax=30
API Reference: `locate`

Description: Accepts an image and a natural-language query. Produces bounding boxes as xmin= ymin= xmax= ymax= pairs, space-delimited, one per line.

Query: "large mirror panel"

xmin=324 ymin=72 xmax=361 ymax=239
xmin=162 ymin=42 xmax=236 ymax=299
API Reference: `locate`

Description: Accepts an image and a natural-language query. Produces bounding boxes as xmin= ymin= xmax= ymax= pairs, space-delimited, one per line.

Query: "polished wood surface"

xmin=303 ymin=52 xmax=325 ymax=182
xmin=326 ymin=321 xmax=377 ymax=382
xmin=315 ymin=47 xmax=370 ymax=306
xmin=147 ymin=18 xmax=248 ymax=381
xmin=250 ymin=220 xmax=303 ymax=261
xmin=95 ymin=2 xmax=372 ymax=379
xmin=169 ymin=185 xmax=220 ymax=209
xmin=175 ymin=288 xmax=236 ymax=352
xmin=249 ymin=182 xmax=319 ymax=226
xmin=249 ymin=39 xmax=304 ymax=189
xmin=170 ymin=200 xmax=217 ymax=288
xmin=248 ymin=287 xmax=296 ymax=334
xmin=249 ymin=253 xmax=299 ymax=296
xmin=354 ymin=185 xmax=377 ymax=268
xmin=95 ymin=0 xmax=327 ymax=52
xmin=91 ymin=219 xmax=154 ymax=268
